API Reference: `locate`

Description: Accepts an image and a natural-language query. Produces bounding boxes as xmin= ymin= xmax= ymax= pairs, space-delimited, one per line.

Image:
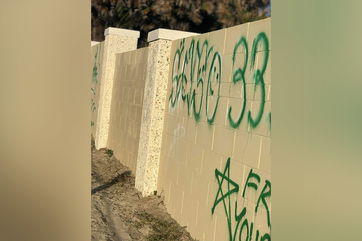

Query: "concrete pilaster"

xmin=135 ymin=29 xmax=199 ymax=196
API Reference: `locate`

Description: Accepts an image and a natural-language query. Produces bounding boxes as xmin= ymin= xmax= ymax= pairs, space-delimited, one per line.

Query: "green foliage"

xmin=91 ymin=0 xmax=271 ymax=46
xmin=105 ymin=148 xmax=113 ymax=157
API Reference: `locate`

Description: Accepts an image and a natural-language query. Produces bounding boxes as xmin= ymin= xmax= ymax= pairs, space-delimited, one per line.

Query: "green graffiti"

xmin=255 ymin=230 xmax=260 ymax=241
xmin=248 ymin=32 xmax=269 ymax=128
xmin=261 ymin=233 xmax=271 ymax=241
xmin=228 ymin=36 xmax=248 ymax=128
xmin=181 ymin=40 xmax=196 ymax=105
xmin=91 ymin=101 xmax=96 ymax=112
xmin=227 ymin=32 xmax=270 ymax=130
xmin=212 ymin=157 xmax=271 ymax=241
xmin=170 ymin=32 xmax=271 ymax=131
xmin=169 ymin=38 xmax=222 ymax=124
xmin=92 ymin=58 xmax=98 ymax=83
xmin=242 ymin=168 xmax=261 ymax=198
xmin=238 ymin=218 xmax=249 ymax=241
xmin=192 ymin=39 xmax=211 ymax=122
xmin=206 ymin=52 xmax=221 ymax=124
xmin=249 ymin=223 xmax=258 ymax=241
xmin=267 ymin=112 xmax=272 ymax=130
xmin=211 ymin=157 xmax=239 ymax=241
xmin=91 ymin=45 xmax=101 ymax=113
xmin=192 ymin=78 xmax=203 ymax=122
xmin=255 ymin=180 xmax=271 ymax=228
xmin=233 ymin=201 xmax=247 ymax=241
xmin=183 ymin=39 xmax=196 ymax=114
xmin=169 ymin=42 xmax=182 ymax=107
xmin=92 ymin=44 xmax=100 ymax=83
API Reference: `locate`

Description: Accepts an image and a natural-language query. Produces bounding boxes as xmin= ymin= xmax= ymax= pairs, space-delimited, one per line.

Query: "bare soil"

xmin=91 ymin=141 xmax=196 ymax=241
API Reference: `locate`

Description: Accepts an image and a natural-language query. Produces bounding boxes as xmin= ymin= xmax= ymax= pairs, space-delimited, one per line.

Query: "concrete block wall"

xmin=135 ymin=29 xmax=199 ymax=196
xmin=91 ymin=17 xmax=271 ymax=241
xmin=94 ymin=28 xmax=140 ymax=149
xmin=107 ymin=47 xmax=149 ymax=173
xmin=157 ymin=18 xmax=271 ymax=241
xmin=91 ymin=41 xmax=104 ymax=136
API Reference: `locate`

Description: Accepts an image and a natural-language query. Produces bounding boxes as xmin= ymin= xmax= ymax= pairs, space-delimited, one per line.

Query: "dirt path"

xmin=91 ymin=144 xmax=196 ymax=241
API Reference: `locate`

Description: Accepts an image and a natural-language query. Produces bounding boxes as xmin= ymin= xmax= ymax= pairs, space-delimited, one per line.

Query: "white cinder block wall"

xmin=157 ymin=18 xmax=271 ymax=241
xmin=92 ymin=18 xmax=271 ymax=241
xmin=107 ymin=47 xmax=149 ymax=174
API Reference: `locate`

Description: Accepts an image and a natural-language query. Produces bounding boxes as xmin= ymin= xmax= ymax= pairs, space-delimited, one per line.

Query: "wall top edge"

xmin=91 ymin=41 xmax=100 ymax=46
xmin=104 ymin=27 xmax=141 ymax=38
xmin=147 ymin=28 xmax=199 ymax=42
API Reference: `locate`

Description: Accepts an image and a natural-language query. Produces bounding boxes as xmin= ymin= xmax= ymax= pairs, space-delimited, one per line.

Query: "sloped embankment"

xmin=91 ymin=141 xmax=196 ymax=241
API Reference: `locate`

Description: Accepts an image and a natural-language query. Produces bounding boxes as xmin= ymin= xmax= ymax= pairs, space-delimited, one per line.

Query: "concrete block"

xmin=212 ymin=96 xmax=228 ymax=126
xmin=243 ymin=134 xmax=262 ymax=169
xmin=147 ymin=28 xmax=199 ymax=42
xmin=224 ymin=22 xmax=249 ymax=56
xmin=258 ymin=136 xmax=271 ymax=174
xmin=247 ymin=18 xmax=271 ymax=52
xmin=104 ymin=27 xmax=140 ymax=38
xmin=222 ymin=54 xmax=233 ymax=83
xmin=195 ymin=122 xmax=214 ymax=150
xmin=212 ymin=124 xmax=235 ymax=156
xmin=208 ymin=28 xmax=227 ymax=55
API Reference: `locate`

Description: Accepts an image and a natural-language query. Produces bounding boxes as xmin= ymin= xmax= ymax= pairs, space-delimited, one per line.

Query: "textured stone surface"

xmin=135 ymin=39 xmax=172 ymax=196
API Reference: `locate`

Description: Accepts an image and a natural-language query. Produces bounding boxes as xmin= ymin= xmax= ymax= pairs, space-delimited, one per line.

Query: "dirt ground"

xmin=91 ymin=140 xmax=197 ymax=241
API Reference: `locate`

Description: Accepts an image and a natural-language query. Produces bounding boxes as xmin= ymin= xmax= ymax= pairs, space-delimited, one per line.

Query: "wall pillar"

xmin=135 ymin=29 xmax=199 ymax=196
xmin=94 ymin=28 xmax=140 ymax=149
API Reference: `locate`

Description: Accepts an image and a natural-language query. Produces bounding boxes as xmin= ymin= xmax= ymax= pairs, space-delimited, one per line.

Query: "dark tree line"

xmin=91 ymin=0 xmax=271 ymax=47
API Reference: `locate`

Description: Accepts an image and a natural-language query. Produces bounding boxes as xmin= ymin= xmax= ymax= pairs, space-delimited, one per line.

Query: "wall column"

xmin=94 ymin=28 xmax=140 ymax=149
xmin=135 ymin=29 xmax=199 ymax=196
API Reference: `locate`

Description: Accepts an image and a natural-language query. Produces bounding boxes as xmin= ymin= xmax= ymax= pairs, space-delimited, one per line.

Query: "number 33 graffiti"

xmin=169 ymin=32 xmax=270 ymax=130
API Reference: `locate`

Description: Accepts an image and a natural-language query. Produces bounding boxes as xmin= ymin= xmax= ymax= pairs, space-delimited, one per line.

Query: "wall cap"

xmin=91 ymin=41 xmax=100 ymax=46
xmin=104 ymin=27 xmax=140 ymax=38
xmin=147 ymin=28 xmax=199 ymax=42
